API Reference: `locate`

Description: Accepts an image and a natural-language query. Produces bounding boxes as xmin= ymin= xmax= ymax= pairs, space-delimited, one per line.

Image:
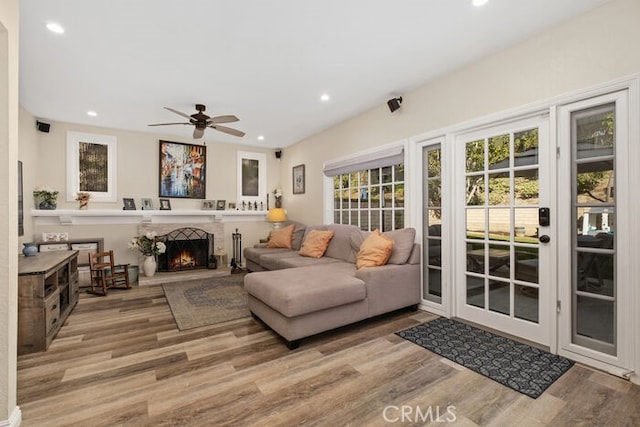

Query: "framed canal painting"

xmin=159 ymin=140 xmax=206 ymax=199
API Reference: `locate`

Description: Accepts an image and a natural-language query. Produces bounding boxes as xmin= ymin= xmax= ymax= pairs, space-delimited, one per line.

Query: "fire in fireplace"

xmin=157 ymin=227 xmax=214 ymax=272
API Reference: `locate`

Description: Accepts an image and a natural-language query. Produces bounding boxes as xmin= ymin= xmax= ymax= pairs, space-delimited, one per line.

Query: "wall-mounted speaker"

xmin=275 ymin=149 xmax=282 ymax=159
xmin=36 ymin=120 xmax=50 ymax=133
xmin=387 ymin=97 xmax=403 ymax=113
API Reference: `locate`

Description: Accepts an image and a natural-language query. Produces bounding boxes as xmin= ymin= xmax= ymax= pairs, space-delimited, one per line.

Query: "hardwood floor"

xmin=17 ymin=284 xmax=640 ymax=426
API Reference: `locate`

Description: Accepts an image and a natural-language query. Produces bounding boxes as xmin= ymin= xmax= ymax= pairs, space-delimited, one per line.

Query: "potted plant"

xmin=128 ymin=231 xmax=166 ymax=277
xmin=33 ymin=186 xmax=58 ymax=210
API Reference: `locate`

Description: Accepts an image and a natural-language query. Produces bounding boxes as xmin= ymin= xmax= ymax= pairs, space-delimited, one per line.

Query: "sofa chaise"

xmin=243 ymin=223 xmax=421 ymax=349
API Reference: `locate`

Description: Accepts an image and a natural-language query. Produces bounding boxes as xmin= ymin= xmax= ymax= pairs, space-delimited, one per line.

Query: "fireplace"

xmin=157 ymin=227 xmax=214 ymax=272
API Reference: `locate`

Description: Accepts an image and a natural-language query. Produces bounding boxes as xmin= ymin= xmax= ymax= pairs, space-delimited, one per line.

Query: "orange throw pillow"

xmin=298 ymin=229 xmax=335 ymax=258
xmin=267 ymin=224 xmax=295 ymax=249
xmin=356 ymin=229 xmax=394 ymax=269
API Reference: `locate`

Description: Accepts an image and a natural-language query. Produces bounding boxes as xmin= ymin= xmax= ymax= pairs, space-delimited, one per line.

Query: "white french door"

xmin=455 ymin=115 xmax=553 ymax=346
xmin=557 ymin=90 xmax=633 ymax=374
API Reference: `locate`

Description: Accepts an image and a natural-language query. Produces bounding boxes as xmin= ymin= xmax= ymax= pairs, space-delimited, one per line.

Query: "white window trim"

xmin=236 ymin=151 xmax=266 ymax=205
xmin=66 ymin=131 xmax=117 ymax=202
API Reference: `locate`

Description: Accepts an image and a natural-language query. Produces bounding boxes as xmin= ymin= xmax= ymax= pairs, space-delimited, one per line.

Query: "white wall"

xmin=0 ymin=0 xmax=20 ymax=423
xmin=282 ymin=0 xmax=640 ymax=225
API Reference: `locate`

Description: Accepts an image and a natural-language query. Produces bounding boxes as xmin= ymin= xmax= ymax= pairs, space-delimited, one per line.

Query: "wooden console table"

xmin=18 ymin=250 xmax=79 ymax=355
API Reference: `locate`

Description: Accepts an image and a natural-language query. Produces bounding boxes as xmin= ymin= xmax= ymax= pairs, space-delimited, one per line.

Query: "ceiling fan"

xmin=148 ymin=104 xmax=245 ymax=139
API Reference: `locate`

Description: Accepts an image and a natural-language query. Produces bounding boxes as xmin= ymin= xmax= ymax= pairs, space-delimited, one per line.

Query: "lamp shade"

xmin=267 ymin=208 xmax=287 ymax=223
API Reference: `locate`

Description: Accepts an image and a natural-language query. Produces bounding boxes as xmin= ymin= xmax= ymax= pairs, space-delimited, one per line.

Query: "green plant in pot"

xmin=33 ymin=186 xmax=59 ymax=210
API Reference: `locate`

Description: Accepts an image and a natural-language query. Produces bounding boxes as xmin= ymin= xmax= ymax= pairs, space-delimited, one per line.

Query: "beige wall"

xmin=282 ymin=0 xmax=640 ymax=225
xmin=20 ymin=119 xmax=278 ymax=265
xmin=0 ymin=0 xmax=19 ymax=423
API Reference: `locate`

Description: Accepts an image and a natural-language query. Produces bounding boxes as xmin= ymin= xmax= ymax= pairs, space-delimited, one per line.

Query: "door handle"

xmin=539 ymin=235 xmax=550 ymax=243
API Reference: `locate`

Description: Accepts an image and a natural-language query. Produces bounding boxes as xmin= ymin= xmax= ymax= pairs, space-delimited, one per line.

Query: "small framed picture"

xmin=228 ymin=202 xmax=237 ymax=210
xmin=216 ymin=200 xmax=226 ymax=210
xmin=293 ymin=164 xmax=305 ymax=194
xmin=123 ymin=197 xmax=137 ymax=210
xmin=141 ymin=198 xmax=154 ymax=210
xmin=201 ymin=200 xmax=216 ymax=210
xmin=159 ymin=198 xmax=172 ymax=210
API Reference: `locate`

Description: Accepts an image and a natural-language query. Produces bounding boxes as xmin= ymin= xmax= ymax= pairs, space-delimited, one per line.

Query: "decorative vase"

xmin=275 ymin=197 xmax=282 ymax=208
xmin=22 ymin=242 xmax=38 ymax=257
xmin=143 ymin=256 xmax=157 ymax=277
xmin=78 ymin=200 xmax=89 ymax=210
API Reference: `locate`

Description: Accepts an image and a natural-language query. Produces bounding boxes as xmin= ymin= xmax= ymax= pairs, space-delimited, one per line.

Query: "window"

xmin=331 ymin=163 xmax=405 ymax=231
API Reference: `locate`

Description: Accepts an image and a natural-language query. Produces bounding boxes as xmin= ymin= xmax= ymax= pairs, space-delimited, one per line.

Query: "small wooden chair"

xmin=88 ymin=250 xmax=131 ymax=296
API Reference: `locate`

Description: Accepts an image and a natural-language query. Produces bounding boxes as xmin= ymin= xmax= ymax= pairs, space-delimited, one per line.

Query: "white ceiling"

xmin=19 ymin=0 xmax=609 ymax=148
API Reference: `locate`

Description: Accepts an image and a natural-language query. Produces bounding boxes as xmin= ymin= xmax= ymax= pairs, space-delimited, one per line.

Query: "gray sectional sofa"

xmin=243 ymin=223 xmax=421 ymax=349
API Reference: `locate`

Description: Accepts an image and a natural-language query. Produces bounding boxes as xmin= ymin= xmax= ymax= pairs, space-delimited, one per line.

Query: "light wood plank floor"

xmin=17 ymin=284 xmax=640 ymax=426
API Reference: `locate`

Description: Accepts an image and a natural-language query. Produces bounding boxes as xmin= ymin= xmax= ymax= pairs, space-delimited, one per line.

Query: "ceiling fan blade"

xmin=193 ymin=127 xmax=205 ymax=139
xmin=148 ymin=122 xmax=191 ymax=126
xmin=210 ymin=124 xmax=245 ymax=137
xmin=164 ymin=107 xmax=193 ymax=120
xmin=208 ymin=115 xmax=239 ymax=124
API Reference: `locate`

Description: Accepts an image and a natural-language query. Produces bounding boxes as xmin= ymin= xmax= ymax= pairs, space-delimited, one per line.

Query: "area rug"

xmin=396 ymin=317 xmax=574 ymax=398
xmin=162 ymin=275 xmax=249 ymax=330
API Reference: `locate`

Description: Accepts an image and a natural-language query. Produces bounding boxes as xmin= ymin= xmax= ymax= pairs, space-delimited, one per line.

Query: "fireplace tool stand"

xmin=231 ymin=228 xmax=244 ymax=274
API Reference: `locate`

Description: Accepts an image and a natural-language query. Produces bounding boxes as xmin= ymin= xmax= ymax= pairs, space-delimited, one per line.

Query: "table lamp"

xmin=267 ymin=208 xmax=287 ymax=228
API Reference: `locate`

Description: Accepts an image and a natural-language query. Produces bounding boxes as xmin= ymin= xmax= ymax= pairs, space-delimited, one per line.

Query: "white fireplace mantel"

xmin=30 ymin=209 xmax=267 ymax=226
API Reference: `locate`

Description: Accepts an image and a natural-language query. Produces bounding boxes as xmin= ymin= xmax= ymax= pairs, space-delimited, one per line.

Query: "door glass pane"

xmin=514 ymin=208 xmax=539 ymax=243
xmin=514 ymin=169 xmax=539 ymax=204
xmin=427 ymin=268 xmax=442 ymax=298
xmin=488 ymin=134 xmax=510 ymax=170
xmin=466 ymin=209 xmax=485 ymax=240
xmin=382 ymin=185 xmax=392 ymax=208
xmin=514 ymin=128 xmax=539 ymax=166
xmin=427 ymin=210 xmax=441 ymax=229
xmin=489 ymin=280 xmax=510 ymax=315
xmin=370 ymin=186 xmax=380 ymax=208
xmin=576 ymin=161 xmax=614 ymax=204
xmin=488 ymin=208 xmax=510 ymax=242
xmin=488 ymin=243 xmax=510 ymax=279
xmin=466 ymin=276 xmax=484 ymax=308
xmin=515 ymin=285 xmax=539 ymax=323
xmin=515 ymin=246 xmax=538 ymax=283
xmin=466 ymin=242 xmax=485 ymax=274
xmin=576 ymin=296 xmax=614 ymax=350
xmin=428 ymin=150 xmax=441 ymax=177
xmin=576 ymin=252 xmax=614 ymax=297
xmin=488 ymin=172 xmax=510 ymax=206
xmin=577 ymin=207 xmax=615 ymax=240
xmin=466 ymin=139 xmax=484 ymax=172
xmin=466 ymin=175 xmax=485 ymax=206
xmin=428 ymin=179 xmax=441 ymax=206
xmin=341 ymin=211 xmax=349 ymax=224
xmin=427 ymin=238 xmax=441 ymax=267
xmin=575 ymin=104 xmax=615 ymax=160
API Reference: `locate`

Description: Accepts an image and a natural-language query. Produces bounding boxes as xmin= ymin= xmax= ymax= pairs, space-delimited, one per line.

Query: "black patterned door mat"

xmin=396 ymin=317 xmax=574 ymax=398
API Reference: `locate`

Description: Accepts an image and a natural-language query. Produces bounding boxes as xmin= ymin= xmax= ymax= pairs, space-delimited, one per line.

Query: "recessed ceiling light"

xmin=257 ymin=135 xmax=265 ymax=141
xmin=87 ymin=111 xmax=97 ymax=117
xmin=320 ymin=94 xmax=330 ymax=102
xmin=46 ymin=22 xmax=65 ymax=34
xmin=472 ymin=0 xmax=489 ymax=7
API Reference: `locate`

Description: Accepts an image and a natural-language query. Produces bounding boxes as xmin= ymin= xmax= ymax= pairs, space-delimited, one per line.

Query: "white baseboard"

xmin=0 ymin=406 xmax=21 ymax=427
